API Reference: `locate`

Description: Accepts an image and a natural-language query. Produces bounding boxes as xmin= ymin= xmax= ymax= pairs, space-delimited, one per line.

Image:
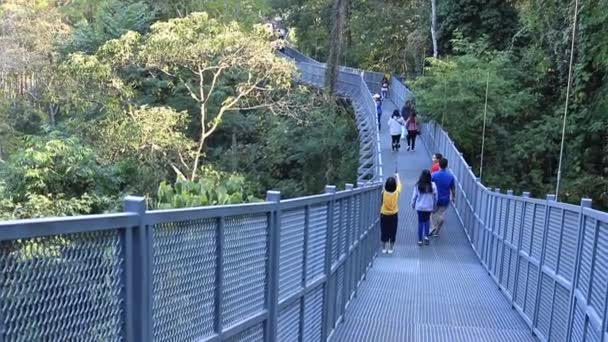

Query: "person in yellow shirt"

xmin=380 ymin=173 xmax=401 ymax=254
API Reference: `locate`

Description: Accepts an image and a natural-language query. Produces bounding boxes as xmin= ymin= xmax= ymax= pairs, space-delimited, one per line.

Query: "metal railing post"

xmin=321 ymin=185 xmax=336 ymax=341
xmin=214 ymin=216 xmax=225 ymax=339
xmin=343 ymin=184 xmax=354 ymax=319
xmin=565 ymin=198 xmax=592 ymax=340
xmin=123 ymin=196 xmax=150 ymax=342
xmin=266 ymin=191 xmax=281 ymax=342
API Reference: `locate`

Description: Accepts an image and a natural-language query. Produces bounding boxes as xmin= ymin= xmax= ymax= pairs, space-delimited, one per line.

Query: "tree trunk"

xmin=431 ymin=0 xmax=438 ymax=58
xmin=325 ymin=0 xmax=348 ymax=95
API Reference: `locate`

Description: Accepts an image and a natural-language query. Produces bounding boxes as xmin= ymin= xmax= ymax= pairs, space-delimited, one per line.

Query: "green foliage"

xmin=64 ymin=0 xmax=156 ymax=54
xmin=211 ymin=89 xmax=359 ymax=198
xmin=156 ymin=166 xmax=261 ymax=208
xmin=438 ymin=0 xmax=519 ymax=52
xmin=0 ymin=134 xmax=120 ymax=218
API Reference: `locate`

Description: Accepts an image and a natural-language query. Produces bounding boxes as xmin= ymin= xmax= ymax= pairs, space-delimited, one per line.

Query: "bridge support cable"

xmin=555 ymin=0 xmax=580 ymax=201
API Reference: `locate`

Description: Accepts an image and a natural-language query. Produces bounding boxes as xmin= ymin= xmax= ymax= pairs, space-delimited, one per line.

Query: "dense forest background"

xmin=273 ymin=0 xmax=607 ymax=209
xmin=0 ymin=0 xmax=606 ymax=218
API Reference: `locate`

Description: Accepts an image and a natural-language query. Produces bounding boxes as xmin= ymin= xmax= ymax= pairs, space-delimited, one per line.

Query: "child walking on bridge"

xmin=388 ymin=110 xmax=405 ymax=151
xmin=411 ymin=170 xmax=437 ymax=245
xmin=380 ymin=173 xmax=401 ymax=254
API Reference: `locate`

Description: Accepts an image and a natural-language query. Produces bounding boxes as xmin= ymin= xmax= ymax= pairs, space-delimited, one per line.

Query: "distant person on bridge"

xmin=380 ymin=173 xmax=402 ymax=254
xmin=381 ymin=77 xmax=389 ymax=99
xmin=374 ymin=94 xmax=382 ymax=130
xmin=404 ymin=110 xmax=420 ymax=151
xmin=411 ymin=169 xmax=437 ymax=246
xmin=431 ymin=153 xmax=442 ymax=173
xmin=388 ymin=110 xmax=405 ymax=151
xmin=401 ymin=100 xmax=412 ymax=120
xmin=431 ymin=158 xmax=455 ymax=237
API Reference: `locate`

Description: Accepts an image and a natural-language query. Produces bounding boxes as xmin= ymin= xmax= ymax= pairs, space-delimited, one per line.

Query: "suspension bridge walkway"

xmin=0 ymin=47 xmax=606 ymax=342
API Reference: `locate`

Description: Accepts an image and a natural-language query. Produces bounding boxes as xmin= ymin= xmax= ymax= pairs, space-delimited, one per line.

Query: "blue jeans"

xmin=417 ymin=211 xmax=431 ymax=241
xmin=377 ymin=112 xmax=382 ymax=129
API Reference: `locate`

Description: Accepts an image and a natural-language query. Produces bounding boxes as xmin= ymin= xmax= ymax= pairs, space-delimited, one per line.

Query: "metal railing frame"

xmin=418 ymin=118 xmax=608 ymax=342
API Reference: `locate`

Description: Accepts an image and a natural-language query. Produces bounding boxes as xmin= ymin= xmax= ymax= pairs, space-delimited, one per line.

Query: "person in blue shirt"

xmin=430 ymin=158 xmax=455 ymax=237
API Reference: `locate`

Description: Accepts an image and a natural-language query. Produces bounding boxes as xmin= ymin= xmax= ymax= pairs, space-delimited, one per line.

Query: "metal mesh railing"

xmin=419 ymin=120 xmax=608 ymax=342
xmin=0 ymin=182 xmax=381 ymax=342
xmin=282 ymin=47 xmax=382 ymax=183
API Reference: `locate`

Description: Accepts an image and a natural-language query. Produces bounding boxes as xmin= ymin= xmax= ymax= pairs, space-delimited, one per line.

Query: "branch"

xmin=203 ymin=66 xmax=224 ymax=104
xmin=202 ymin=79 xmax=260 ymax=140
xmin=181 ymin=78 xmax=201 ymax=102
xmin=225 ymin=103 xmax=273 ymax=112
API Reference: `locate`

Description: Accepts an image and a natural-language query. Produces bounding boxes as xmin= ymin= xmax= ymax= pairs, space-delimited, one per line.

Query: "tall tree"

xmin=325 ymin=0 xmax=348 ymax=94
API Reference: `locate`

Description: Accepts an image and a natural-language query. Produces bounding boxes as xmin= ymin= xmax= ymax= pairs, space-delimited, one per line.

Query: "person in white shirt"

xmin=388 ymin=110 xmax=405 ymax=151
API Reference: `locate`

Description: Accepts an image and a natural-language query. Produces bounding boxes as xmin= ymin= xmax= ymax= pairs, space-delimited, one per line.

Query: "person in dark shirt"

xmin=430 ymin=158 xmax=455 ymax=237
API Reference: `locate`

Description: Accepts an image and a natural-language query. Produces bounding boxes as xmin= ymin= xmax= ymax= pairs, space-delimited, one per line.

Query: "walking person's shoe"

xmin=417 ymin=240 xmax=423 ymax=246
xmin=388 ymin=242 xmax=394 ymax=254
xmin=424 ymin=237 xmax=430 ymax=245
xmin=382 ymin=242 xmax=388 ymax=254
xmin=432 ymin=231 xmax=439 ymax=237
xmin=407 ymin=146 xmax=411 ymax=151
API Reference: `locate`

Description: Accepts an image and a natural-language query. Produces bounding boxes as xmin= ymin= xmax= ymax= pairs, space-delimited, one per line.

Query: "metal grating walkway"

xmin=331 ymin=98 xmax=537 ymax=341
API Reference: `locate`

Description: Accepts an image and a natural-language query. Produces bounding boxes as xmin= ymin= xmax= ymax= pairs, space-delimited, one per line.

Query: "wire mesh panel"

xmin=578 ymin=215 xmax=597 ymax=301
xmin=549 ymin=283 xmax=570 ymax=342
xmin=536 ymin=273 xmax=553 ymax=338
xmin=525 ymin=263 xmax=539 ymax=322
xmin=0 ymin=231 xmax=124 ymax=342
xmin=531 ymin=204 xmax=547 ymax=261
xmin=571 ymin=300 xmax=586 ymax=342
xmin=277 ymin=301 xmax=300 ymax=342
xmin=589 ymin=221 xmax=608 ymax=320
xmin=279 ymin=209 xmax=305 ymax=301
xmin=544 ymin=206 xmax=563 ymax=273
xmin=303 ymin=286 xmax=324 ymax=342
xmin=224 ymin=324 xmax=264 ymax=342
xmin=222 ymin=214 xmax=268 ymax=327
xmin=521 ymin=202 xmax=534 ymax=256
xmin=515 ymin=258 xmax=528 ymax=311
xmin=557 ymin=209 xmax=579 ymax=280
xmin=152 ymin=219 xmax=217 ymax=342
xmin=336 ymin=265 xmax=345 ymax=319
xmin=307 ymin=204 xmax=328 ymax=282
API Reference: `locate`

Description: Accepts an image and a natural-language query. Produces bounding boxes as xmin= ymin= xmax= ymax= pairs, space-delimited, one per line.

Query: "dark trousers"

xmin=391 ymin=135 xmax=400 ymax=150
xmin=417 ymin=211 xmax=431 ymax=241
xmin=381 ymin=213 xmax=398 ymax=243
xmin=377 ymin=113 xmax=382 ymax=129
xmin=407 ymin=130 xmax=417 ymax=149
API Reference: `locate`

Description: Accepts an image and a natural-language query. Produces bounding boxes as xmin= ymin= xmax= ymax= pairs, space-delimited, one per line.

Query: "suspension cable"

xmin=555 ymin=0 xmax=580 ymax=200
xmin=480 ymin=70 xmax=490 ymax=181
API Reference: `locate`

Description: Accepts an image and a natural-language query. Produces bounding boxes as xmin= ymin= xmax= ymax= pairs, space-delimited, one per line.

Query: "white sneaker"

xmin=382 ymin=247 xmax=387 ymax=254
xmin=388 ymin=248 xmax=394 ymax=254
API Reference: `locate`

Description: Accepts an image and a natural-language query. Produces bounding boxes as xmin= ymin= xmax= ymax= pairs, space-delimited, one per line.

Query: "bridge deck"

xmin=331 ymin=98 xmax=536 ymax=341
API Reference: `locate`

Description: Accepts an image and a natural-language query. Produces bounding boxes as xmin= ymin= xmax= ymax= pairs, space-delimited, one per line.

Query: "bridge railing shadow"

xmin=417 ymin=114 xmax=608 ymax=342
